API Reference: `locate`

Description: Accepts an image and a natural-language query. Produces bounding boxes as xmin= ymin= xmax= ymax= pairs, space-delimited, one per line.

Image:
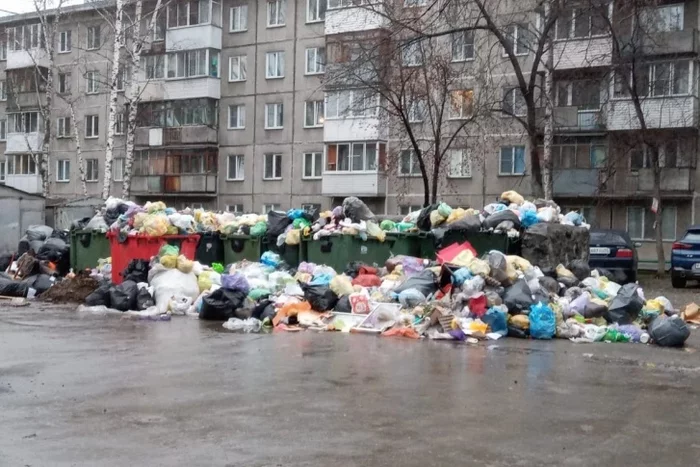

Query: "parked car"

xmin=588 ymin=229 xmax=638 ymax=284
xmin=671 ymin=226 xmax=700 ymax=288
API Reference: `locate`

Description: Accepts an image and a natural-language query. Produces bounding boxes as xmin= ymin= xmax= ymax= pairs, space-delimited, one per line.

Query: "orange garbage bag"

xmin=381 ymin=327 xmax=421 ymax=339
xmin=273 ymin=301 xmax=312 ymax=327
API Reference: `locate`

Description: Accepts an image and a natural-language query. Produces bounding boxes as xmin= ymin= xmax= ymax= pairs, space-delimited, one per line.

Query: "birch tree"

xmin=102 ymin=0 xmax=124 ymax=199
xmin=68 ymin=101 xmax=88 ymax=196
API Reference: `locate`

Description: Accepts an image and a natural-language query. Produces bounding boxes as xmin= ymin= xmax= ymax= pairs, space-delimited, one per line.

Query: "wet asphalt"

xmin=1 ymin=303 xmax=700 ymax=467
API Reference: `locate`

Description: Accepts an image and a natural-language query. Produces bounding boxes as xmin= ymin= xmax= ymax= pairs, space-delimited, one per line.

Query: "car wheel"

xmin=672 ymin=273 xmax=686 ymax=289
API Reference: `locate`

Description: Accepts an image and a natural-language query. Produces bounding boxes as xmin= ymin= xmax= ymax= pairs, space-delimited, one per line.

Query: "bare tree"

xmin=67 ymin=101 xmax=88 ymax=196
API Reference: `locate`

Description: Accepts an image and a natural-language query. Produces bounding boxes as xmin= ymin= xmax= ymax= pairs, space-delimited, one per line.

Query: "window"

xmin=167 ymin=0 xmax=213 ymax=28
xmin=307 ymin=0 xmax=326 ymax=22
xmin=627 ymin=206 xmax=677 ymax=241
xmin=144 ymin=55 xmax=165 ymax=80
xmin=0 ymin=161 xmax=5 ymax=182
xmin=557 ymin=80 xmax=601 ymax=110
xmin=227 ymin=204 xmax=244 ymax=213
xmin=398 ymin=205 xmax=422 ymax=215
xmin=499 ymin=146 xmax=526 ymax=175
xmin=449 ymin=90 xmax=474 ymax=119
xmin=56 ymin=159 xmax=70 ymax=182
xmin=166 ymin=49 xmax=219 ymax=78
xmin=505 ymin=23 xmax=529 ymax=55
xmin=304 ymin=100 xmax=324 ymax=127
xmin=0 ymin=119 xmax=6 ymax=141
xmin=615 ymin=61 xmax=690 ymax=98
xmin=0 ymin=80 xmax=6 ymax=101
xmin=399 ymin=149 xmax=421 ymax=176
xmin=86 ymin=159 xmax=99 ymax=182
xmin=302 ymin=203 xmax=321 ymax=212
xmin=227 ymin=154 xmax=244 ymax=180
xmin=116 ymin=66 xmax=128 ymax=92
xmin=326 ymin=142 xmax=381 ymax=171
xmin=631 ymin=143 xmax=684 ymax=169
xmin=59 ymin=30 xmax=71 ymax=53
xmin=229 ymin=55 xmax=247 ymax=81
xmin=641 ymin=4 xmax=684 ymax=33
xmin=451 ymin=31 xmax=474 ymax=62
xmin=303 ymin=152 xmax=323 ymax=178
xmin=0 ymin=39 xmax=6 ymax=60
xmin=265 ymin=103 xmax=283 ymax=129
xmin=266 ymin=51 xmax=285 ymax=78
xmin=57 ymin=117 xmax=71 ymax=138
xmin=87 ymin=25 xmax=100 ymax=50
xmin=264 ymin=153 xmax=282 ymax=179
xmin=228 ymin=104 xmax=245 ymax=129
xmin=153 ymin=8 xmax=166 ymax=41
xmin=448 ymin=149 xmax=472 ymax=178
xmin=137 ymin=98 xmax=218 ymax=127
xmin=405 ymin=0 xmax=427 ymax=6
xmin=229 ymin=5 xmax=248 ymax=32
xmin=305 ymin=47 xmax=325 ymax=74
xmin=10 ymin=112 xmax=40 ymax=133
xmin=267 ymin=0 xmax=286 ymax=27
xmin=86 ymin=71 xmax=99 ymax=94
xmin=408 ymin=99 xmax=426 ymax=123
xmin=8 ymin=24 xmax=43 ymax=52
xmin=86 ymin=115 xmax=99 ymax=138
xmin=401 ymin=40 xmax=422 ymax=67
xmin=7 ymin=155 xmax=37 ymax=175
xmin=263 ymin=203 xmax=281 ymax=213
xmin=325 ymin=90 xmax=378 ymax=118
xmin=58 ymin=72 xmax=70 ymax=93
xmin=557 ymin=6 xmax=608 ymax=39
xmin=115 ymin=113 xmax=125 ymax=135
xmin=503 ymin=87 xmax=526 ymax=117
xmin=113 ymin=158 xmax=125 ymax=181
xmin=328 ymin=0 xmax=363 ymax=8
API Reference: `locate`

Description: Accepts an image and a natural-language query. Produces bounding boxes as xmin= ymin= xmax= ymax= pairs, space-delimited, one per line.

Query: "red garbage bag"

xmin=436 ymin=241 xmax=477 ymax=264
xmin=352 ymin=274 xmax=382 ymax=287
xmin=469 ymin=293 xmax=488 ymax=318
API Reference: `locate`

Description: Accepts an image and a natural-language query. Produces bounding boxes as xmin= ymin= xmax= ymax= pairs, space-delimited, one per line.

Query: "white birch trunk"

xmin=103 ymin=0 xmax=124 ymax=200
xmin=69 ymin=102 xmax=88 ymax=196
xmin=542 ymin=1 xmax=554 ymax=201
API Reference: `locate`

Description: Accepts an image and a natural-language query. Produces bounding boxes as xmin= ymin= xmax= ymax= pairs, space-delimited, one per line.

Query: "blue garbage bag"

xmin=260 ymin=251 xmax=281 ymax=268
xmin=529 ymin=302 xmax=556 ymax=339
xmin=520 ymin=210 xmax=539 ymax=228
xmin=309 ymin=273 xmax=334 ymax=286
xmin=482 ymin=307 xmax=508 ymax=336
xmin=221 ymin=273 xmax=250 ymax=295
xmin=287 ymin=209 xmax=305 ymax=220
xmin=452 ymin=268 xmax=472 ymax=287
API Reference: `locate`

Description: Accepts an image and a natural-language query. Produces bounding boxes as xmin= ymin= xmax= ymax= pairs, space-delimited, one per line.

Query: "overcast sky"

xmin=0 ymin=0 xmax=85 ymax=16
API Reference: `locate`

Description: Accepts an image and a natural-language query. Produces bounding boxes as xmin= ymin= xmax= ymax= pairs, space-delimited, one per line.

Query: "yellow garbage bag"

xmin=177 ymin=255 xmax=194 ymax=274
xmin=510 ymin=314 xmax=530 ymax=330
xmin=507 ymin=255 xmax=532 ymax=271
xmin=555 ymin=264 xmax=575 ymax=279
xmin=450 ymin=249 xmax=475 ymax=268
xmin=446 ymin=208 xmax=467 ymax=224
xmin=501 ymin=190 xmax=525 ymax=205
xmin=133 ymin=212 xmax=148 ymax=230
xmin=330 ymin=275 xmax=354 ymax=297
xmin=142 ymin=214 xmax=170 ymax=236
xmin=286 ymin=229 xmax=301 ymax=245
xmin=645 ymin=299 xmax=664 ymax=313
xmin=468 ymin=258 xmax=491 ymax=277
xmin=366 ymin=221 xmax=386 ymax=242
xmin=430 ymin=210 xmax=446 ymax=227
xmin=159 ymin=254 xmax=177 ymax=269
xmin=145 ymin=201 xmax=167 ymax=213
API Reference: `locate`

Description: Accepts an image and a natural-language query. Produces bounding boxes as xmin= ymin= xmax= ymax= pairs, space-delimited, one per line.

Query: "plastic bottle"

xmin=603 ymin=328 xmax=630 ymax=343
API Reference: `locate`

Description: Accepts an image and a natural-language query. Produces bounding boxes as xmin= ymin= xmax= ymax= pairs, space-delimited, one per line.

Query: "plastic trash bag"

xmin=563 ymin=211 xmax=583 ymax=226
xmin=200 ymin=287 xmax=248 ymax=321
xmin=335 ymin=295 xmax=352 ymax=313
xmin=248 ymin=288 xmax=272 ymax=301
xmin=605 ymin=283 xmax=644 ymax=324
xmin=136 ymin=287 xmax=155 ymax=310
xmin=330 ymin=275 xmax=354 ymax=297
xmin=159 ymin=255 xmax=177 ymax=269
xmin=250 ymin=221 xmax=268 ymax=237
xmin=26 ymin=225 xmax=54 ymax=242
xmin=149 ymin=264 xmax=200 ymax=314
xmin=287 ymin=208 xmax=304 ymax=220
xmin=398 ymin=288 xmax=426 ymax=307
xmin=285 ymin=229 xmax=301 ymax=245
xmin=510 ymin=314 xmax=530 ymax=330
xmin=416 ymin=204 xmax=439 ymax=231
xmin=536 ymin=206 xmax=557 ymax=223
xmin=109 ymin=280 xmax=139 ymax=311
xmin=462 ymin=275 xmax=485 ymax=297
xmin=569 ymin=292 xmax=590 ymax=315
xmin=260 ymin=251 xmax=281 ymax=268
xmin=349 ymin=292 xmax=371 ymax=314
xmin=221 ymin=273 xmax=250 ymax=295
xmin=302 ymin=283 xmax=339 ymax=311
xmin=501 ymin=190 xmax=525 ymax=205
xmin=649 ymin=315 xmax=690 ymax=347
xmin=169 ymin=294 xmax=193 ymax=315
xmin=503 ymin=279 xmax=534 ymax=314
xmin=468 ymin=258 xmax=490 ymax=277
xmin=176 ymin=255 xmax=193 ymax=274
xmin=121 ymin=259 xmax=149 ymax=283
xmin=482 ymin=307 xmax=508 ymax=336
xmin=520 ymin=210 xmax=539 ymax=228
xmin=446 ymin=214 xmax=482 ymax=232
xmin=366 ymin=221 xmax=386 ymax=241
xmin=142 ymin=214 xmax=170 ymax=236
xmin=486 ymin=250 xmax=510 ymax=285
xmin=393 ymin=269 xmax=437 ymax=297
xmin=568 ymin=259 xmax=591 ymax=281
xmin=452 ymin=268 xmax=472 ymax=286
xmin=86 ymin=215 xmax=109 ymax=231
xmin=85 ymin=283 xmax=111 ymax=307
xmin=483 ymin=210 xmax=521 ymax=230
xmin=539 ymin=276 xmax=560 ymax=295
xmin=529 ymin=302 xmax=556 ymax=339
xmin=343 ymin=196 xmax=376 ymax=222
xmin=380 ymin=219 xmax=396 ymax=231
xmin=584 ymin=298 xmax=608 ymax=319
xmin=223 ymin=317 xmax=262 ymax=333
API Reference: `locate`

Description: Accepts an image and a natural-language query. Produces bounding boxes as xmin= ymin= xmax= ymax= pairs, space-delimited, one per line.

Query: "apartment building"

xmin=0 ymin=0 xmax=698 ymax=264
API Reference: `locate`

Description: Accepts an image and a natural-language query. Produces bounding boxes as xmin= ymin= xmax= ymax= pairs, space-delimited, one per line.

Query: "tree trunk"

xmin=69 ymin=102 xmax=88 ymax=196
xmin=652 ymin=158 xmax=665 ymax=277
xmin=542 ymin=2 xmax=554 ymax=200
xmin=103 ymin=0 xmax=124 ymax=200
xmin=529 ymin=136 xmax=544 ymax=198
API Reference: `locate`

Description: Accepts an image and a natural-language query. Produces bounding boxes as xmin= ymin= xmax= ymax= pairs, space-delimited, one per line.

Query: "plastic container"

xmin=265 ymin=240 xmax=304 ymax=269
xmin=305 ymin=234 xmax=395 ymax=273
xmin=221 ymin=234 xmax=264 ymax=266
xmin=108 ymin=233 xmax=200 ymax=284
xmin=70 ymin=230 xmax=111 ymax=272
xmin=385 ymin=232 xmax=429 ymax=258
xmin=195 ymin=232 xmax=225 ymax=266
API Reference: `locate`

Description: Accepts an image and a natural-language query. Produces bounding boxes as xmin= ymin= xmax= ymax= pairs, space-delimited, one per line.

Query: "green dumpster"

xmin=195 ymin=232 xmax=225 ymax=266
xmin=70 ymin=230 xmax=111 ymax=271
xmin=439 ymin=230 xmax=520 ymax=257
xmin=221 ymin=234 xmax=264 ymax=265
xmin=265 ymin=240 xmax=305 ymax=269
xmin=305 ymin=234 xmax=395 ymax=272
xmin=386 ymin=232 xmax=430 ymax=258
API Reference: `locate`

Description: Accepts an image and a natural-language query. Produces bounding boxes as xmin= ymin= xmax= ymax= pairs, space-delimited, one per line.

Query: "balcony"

xmin=165 ymin=24 xmax=222 ymax=52
xmin=321 ymin=171 xmax=386 ymax=197
xmin=326 ymin=3 xmax=387 ymax=35
xmin=324 ymin=118 xmax=387 ymax=142
xmin=538 ymin=107 xmax=606 ymax=132
xmin=621 ymin=29 xmax=699 ymax=57
xmin=6 ymin=132 xmax=43 ymax=154
xmin=4 ymin=174 xmax=41 ymax=194
xmin=7 ymin=92 xmax=47 ymax=110
xmin=135 ymin=126 xmax=218 ymax=146
xmin=6 ymin=48 xmax=49 ymax=70
xmin=138 ymin=77 xmax=220 ymax=101
xmin=131 ymin=174 xmax=217 ymax=195
xmin=325 ymin=62 xmax=380 ymax=89
xmin=552 ymin=37 xmax=612 ymax=70
xmin=606 ymin=96 xmax=698 ymax=130
xmin=553 ymin=169 xmax=602 ymax=196
xmin=611 ymin=168 xmax=694 ymax=196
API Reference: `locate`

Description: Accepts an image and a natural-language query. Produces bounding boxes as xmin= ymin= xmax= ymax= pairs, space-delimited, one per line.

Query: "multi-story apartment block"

xmin=0 ymin=0 xmax=698 ymax=266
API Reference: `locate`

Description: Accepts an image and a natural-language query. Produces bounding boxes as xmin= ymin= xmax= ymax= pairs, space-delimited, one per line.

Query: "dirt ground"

xmin=637 ymin=273 xmax=699 ymax=311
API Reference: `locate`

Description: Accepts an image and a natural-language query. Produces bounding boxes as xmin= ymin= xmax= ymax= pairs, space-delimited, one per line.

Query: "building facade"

xmin=0 ymin=0 xmax=698 ymax=266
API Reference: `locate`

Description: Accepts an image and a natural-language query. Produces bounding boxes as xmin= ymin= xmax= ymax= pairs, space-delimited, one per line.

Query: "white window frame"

xmin=398 ymin=149 xmax=422 ymax=177
xmin=0 ymin=80 xmax=6 ymax=101
xmin=59 ymin=30 xmax=71 ymax=53
xmin=56 ymin=116 xmax=71 ymax=138
xmin=503 ymin=87 xmax=527 ymax=117
xmin=86 ymin=71 xmax=99 ymax=94
xmin=86 ymin=158 xmax=99 ymax=182
xmin=87 ymin=25 xmax=100 ymax=50
xmin=305 ymin=47 xmax=325 ymax=75
xmin=325 ymin=90 xmax=379 ymax=119
xmin=504 ymin=23 xmax=529 ymax=56
xmin=404 ymin=0 xmax=427 ymax=6
xmin=228 ymin=55 xmax=247 ymax=81
xmin=115 ymin=113 xmax=125 ymax=135
xmin=304 ymin=100 xmax=324 ymax=128
xmin=408 ymin=99 xmax=426 ymax=123
xmin=56 ymin=159 xmax=70 ymax=182
xmin=499 ymin=145 xmax=526 ymax=175
xmin=226 ymin=204 xmax=244 ymax=213
xmin=641 ymin=3 xmax=684 ymax=33
xmin=262 ymin=203 xmax=281 ymax=213
xmin=627 ymin=206 xmax=677 ymax=241
xmin=325 ymin=142 xmax=381 ymax=172
xmin=307 ymin=0 xmax=326 ymax=23
xmin=401 ymin=40 xmax=423 ymax=67
xmin=229 ymin=4 xmax=248 ymax=32
xmin=227 ymin=154 xmax=245 ymax=181
xmin=228 ymin=104 xmax=245 ymax=129
xmin=167 ymin=0 xmax=216 ymax=29
xmin=0 ymin=161 xmax=5 ymax=182
xmin=264 ymin=103 xmax=284 ymax=129
xmin=85 ymin=115 xmax=99 ymax=138
xmin=267 ymin=0 xmax=286 ymax=27
xmin=113 ymin=157 xmax=125 ymax=182
xmin=303 ymin=151 xmax=323 ymax=179
xmin=448 ymin=149 xmax=472 ymax=178
xmin=166 ymin=49 xmax=218 ymax=79
xmin=144 ymin=55 xmax=165 ymax=80
xmin=0 ymin=118 xmax=6 ymax=141
xmin=265 ymin=51 xmax=285 ymax=79
xmin=58 ymin=72 xmax=70 ymax=94
xmin=451 ymin=30 xmax=474 ymax=62
xmin=263 ymin=153 xmax=283 ymax=180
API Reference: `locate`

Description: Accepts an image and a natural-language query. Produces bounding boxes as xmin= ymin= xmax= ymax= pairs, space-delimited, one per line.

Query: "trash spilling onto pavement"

xmin=4 ymin=192 xmax=695 ymax=348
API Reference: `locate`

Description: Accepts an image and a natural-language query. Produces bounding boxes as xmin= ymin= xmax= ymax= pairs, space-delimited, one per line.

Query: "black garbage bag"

xmin=344 ymin=261 xmax=365 ymax=279
xmin=503 ymin=279 xmax=534 ymax=314
xmin=22 ymin=274 xmax=54 ymax=295
xmin=259 ymin=303 xmax=278 ymax=321
xmin=568 ymin=259 xmax=591 ymax=281
xmin=240 ymin=224 xmax=251 ymax=235
xmin=540 ymin=266 xmax=556 ymax=278
xmin=302 ymin=208 xmax=320 ymax=223
xmin=594 ymin=268 xmax=616 ymax=281
xmin=25 ymin=225 xmax=54 ymax=242
xmin=18 ymin=236 xmax=30 ymax=256
xmin=342 ymin=196 xmax=376 ymax=222
xmin=393 ymin=269 xmax=438 ymax=297
xmin=70 ymin=217 xmax=91 ymax=231
xmin=334 ymin=295 xmax=352 ymax=313
xmin=649 ymin=315 xmax=690 ymax=347
xmin=583 ymin=300 xmax=608 ymax=319
xmin=539 ymin=276 xmax=560 ymax=295
xmin=446 ymin=215 xmax=482 ymax=232
xmin=122 ymin=259 xmax=150 ymax=283
xmin=0 ymin=278 xmax=29 ymax=297
xmin=483 ymin=210 xmax=521 ymax=230
xmin=136 ymin=287 xmax=155 ymax=310
xmin=416 ymin=204 xmax=438 ymax=231
xmin=266 ymin=211 xmax=292 ymax=250
xmin=507 ymin=325 xmax=529 ymax=339
xmin=558 ymin=276 xmax=579 ymax=289
xmin=252 ymin=299 xmax=273 ymax=319
xmin=29 ymin=240 xmax=45 ymax=254
xmin=430 ymin=227 xmax=447 ymax=249
xmin=0 ymin=253 xmax=13 ymax=272
xmin=37 ymin=237 xmax=69 ymax=266
xmin=104 ymin=203 xmax=129 ymax=227
xmin=302 ymin=283 xmax=339 ymax=312
xmin=200 ymin=288 xmax=248 ymax=320
xmin=109 ymin=280 xmax=139 ymax=311
xmin=604 ymin=283 xmax=644 ymax=324
xmin=85 ymin=283 xmax=111 ymax=307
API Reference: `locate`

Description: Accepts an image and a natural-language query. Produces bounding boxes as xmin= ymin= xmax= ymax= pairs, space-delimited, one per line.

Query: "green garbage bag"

xmin=397 ymin=222 xmax=416 ymax=232
xmin=380 ymin=219 xmax=396 ymax=231
xmin=248 ymin=288 xmax=272 ymax=301
xmin=437 ymin=202 xmax=453 ymax=218
xmin=212 ymin=262 xmax=224 ymax=274
xmin=250 ymin=221 xmax=268 ymax=237
xmin=158 ymin=244 xmax=179 ymax=258
xmin=293 ymin=218 xmax=312 ymax=229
